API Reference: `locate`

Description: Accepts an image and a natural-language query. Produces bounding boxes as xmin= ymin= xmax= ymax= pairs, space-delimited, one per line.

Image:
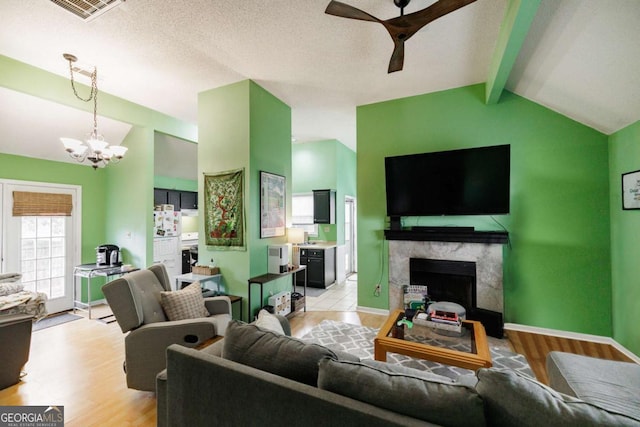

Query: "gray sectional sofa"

xmin=157 ymin=320 xmax=640 ymax=427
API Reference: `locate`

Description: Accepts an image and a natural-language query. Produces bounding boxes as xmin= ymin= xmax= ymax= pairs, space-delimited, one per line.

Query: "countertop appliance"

xmin=96 ymin=244 xmax=121 ymax=266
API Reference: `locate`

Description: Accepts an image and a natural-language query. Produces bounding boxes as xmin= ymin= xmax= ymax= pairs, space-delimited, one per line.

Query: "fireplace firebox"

xmin=409 ymin=257 xmax=504 ymax=337
xmin=410 ymin=258 xmax=476 ymax=309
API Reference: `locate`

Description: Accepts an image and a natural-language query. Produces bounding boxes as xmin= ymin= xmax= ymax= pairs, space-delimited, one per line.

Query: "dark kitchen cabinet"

xmin=154 ymin=188 xmax=168 ymax=206
xmin=313 ymin=189 xmax=336 ymax=224
xmin=297 ymin=247 xmax=335 ymax=288
xmin=179 ymin=191 xmax=197 ymax=210
xmin=167 ymin=190 xmax=181 ymax=209
xmin=154 ymin=188 xmax=197 ymax=211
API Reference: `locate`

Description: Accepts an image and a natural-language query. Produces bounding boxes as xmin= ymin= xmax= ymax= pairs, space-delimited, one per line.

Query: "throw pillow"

xmin=318 ymin=358 xmax=486 ymax=427
xmin=160 ymin=282 xmax=209 ymax=321
xmin=254 ymin=309 xmax=285 ymax=335
xmin=222 ymin=320 xmax=339 ymax=386
xmin=476 ymin=368 xmax=640 ymax=427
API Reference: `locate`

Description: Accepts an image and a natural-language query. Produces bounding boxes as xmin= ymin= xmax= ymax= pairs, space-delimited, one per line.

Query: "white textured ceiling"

xmin=0 ymin=0 xmax=639 ymax=171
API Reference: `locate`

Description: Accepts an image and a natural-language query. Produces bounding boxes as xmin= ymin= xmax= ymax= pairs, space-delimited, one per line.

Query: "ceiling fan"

xmin=325 ymin=0 xmax=478 ymax=73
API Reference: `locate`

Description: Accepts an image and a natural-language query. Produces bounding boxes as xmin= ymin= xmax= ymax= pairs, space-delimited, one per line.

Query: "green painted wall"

xmin=198 ymin=80 xmax=291 ymax=320
xmin=609 ymin=120 xmax=640 ymax=356
xmin=292 ymin=140 xmax=357 ymax=244
xmin=357 ymin=84 xmax=612 ymax=337
xmin=105 ymin=126 xmax=155 ymax=276
xmin=153 ymin=176 xmax=198 ymax=192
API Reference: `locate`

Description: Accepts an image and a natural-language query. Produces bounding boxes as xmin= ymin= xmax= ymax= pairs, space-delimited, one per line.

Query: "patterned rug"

xmin=301 ymin=320 xmax=534 ymax=380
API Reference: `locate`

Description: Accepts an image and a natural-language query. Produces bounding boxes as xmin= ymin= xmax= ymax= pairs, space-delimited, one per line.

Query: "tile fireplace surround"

xmin=386 ymin=230 xmax=507 ymax=315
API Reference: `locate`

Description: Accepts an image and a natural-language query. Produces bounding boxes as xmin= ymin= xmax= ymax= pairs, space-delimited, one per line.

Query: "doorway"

xmin=344 ymin=196 xmax=356 ymax=277
xmin=1 ymin=181 xmax=80 ymax=314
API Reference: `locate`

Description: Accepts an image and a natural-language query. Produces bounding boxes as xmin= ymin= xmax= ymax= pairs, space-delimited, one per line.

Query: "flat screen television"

xmin=384 ymin=144 xmax=510 ymax=218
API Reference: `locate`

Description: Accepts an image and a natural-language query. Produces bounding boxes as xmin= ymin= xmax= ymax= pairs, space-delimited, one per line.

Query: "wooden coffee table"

xmin=374 ymin=309 xmax=492 ymax=371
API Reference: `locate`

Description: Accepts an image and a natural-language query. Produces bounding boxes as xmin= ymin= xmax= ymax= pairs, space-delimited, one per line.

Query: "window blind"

xmin=12 ymin=191 xmax=73 ymax=216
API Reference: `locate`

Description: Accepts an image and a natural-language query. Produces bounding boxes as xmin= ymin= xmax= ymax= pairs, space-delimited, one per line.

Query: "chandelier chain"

xmin=66 ymin=60 xmax=99 ymax=134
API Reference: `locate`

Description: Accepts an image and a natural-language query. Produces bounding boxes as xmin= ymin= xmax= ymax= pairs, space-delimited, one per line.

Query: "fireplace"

xmin=410 ymin=258 xmax=477 ymax=311
xmin=386 ymin=229 xmax=508 ymax=337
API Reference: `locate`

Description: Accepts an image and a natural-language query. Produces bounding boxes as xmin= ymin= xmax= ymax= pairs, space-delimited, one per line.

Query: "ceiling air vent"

xmin=50 ymin=0 xmax=124 ymax=21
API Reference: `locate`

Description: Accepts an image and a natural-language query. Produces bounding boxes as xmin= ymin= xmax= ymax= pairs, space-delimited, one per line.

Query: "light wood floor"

xmin=0 ymin=308 xmax=634 ymax=426
xmin=506 ymin=329 xmax=635 ymax=385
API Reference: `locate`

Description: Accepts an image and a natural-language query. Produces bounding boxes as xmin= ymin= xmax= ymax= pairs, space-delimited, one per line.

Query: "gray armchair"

xmin=0 ymin=313 xmax=33 ymax=390
xmin=103 ymin=264 xmax=231 ymax=392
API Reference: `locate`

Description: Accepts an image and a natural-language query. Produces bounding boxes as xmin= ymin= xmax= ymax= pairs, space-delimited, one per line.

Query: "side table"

xmin=73 ymin=263 xmax=138 ymax=319
xmin=174 ymin=272 xmax=222 ymax=292
xmin=247 ymin=266 xmax=307 ymax=322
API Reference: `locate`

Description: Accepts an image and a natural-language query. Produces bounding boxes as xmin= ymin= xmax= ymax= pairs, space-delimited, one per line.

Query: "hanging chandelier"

xmin=60 ymin=53 xmax=127 ymax=169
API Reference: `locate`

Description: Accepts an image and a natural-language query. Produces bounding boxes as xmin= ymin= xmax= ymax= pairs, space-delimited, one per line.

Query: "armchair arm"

xmin=204 ymin=295 xmax=231 ymax=315
xmin=124 ymin=319 xmax=216 ymax=391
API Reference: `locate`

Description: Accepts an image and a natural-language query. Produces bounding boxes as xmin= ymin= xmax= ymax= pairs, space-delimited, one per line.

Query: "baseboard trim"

xmin=505 ymin=322 xmax=640 ymax=364
xmin=356 ymin=306 xmax=389 ymax=316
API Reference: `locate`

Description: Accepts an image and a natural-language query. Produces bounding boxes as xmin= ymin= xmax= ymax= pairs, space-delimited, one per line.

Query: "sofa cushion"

xmin=222 ymin=320 xmax=342 ymax=386
xmin=160 ymin=282 xmax=209 ymax=321
xmin=546 ymin=351 xmax=640 ymax=422
xmin=476 ymin=368 xmax=640 ymax=427
xmin=254 ymin=309 xmax=285 ymax=334
xmin=318 ymin=358 xmax=486 ymax=427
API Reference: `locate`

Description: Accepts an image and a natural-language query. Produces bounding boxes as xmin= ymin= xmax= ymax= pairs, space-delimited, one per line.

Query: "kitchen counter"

xmin=296 ymin=243 xmax=336 ymax=288
xmin=298 ymin=241 xmax=337 ymax=250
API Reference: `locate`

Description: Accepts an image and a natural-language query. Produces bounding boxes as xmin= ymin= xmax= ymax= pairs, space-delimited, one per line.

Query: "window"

xmin=291 ymin=193 xmax=318 ymax=237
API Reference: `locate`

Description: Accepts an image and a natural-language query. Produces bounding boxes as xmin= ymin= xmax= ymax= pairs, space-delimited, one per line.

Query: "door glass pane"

xmin=22 ymin=217 xmax=36 ymax=238
xmin=37 ymin=238 xmax=51 ymax=258
xmin=37 ymin=217 xmax=51 ymax=237
xmin=51 ymin=237 xmax=65 ymax=257
xmin=51 ymin=217 xmax=65 ymax=237
xmin=22 ymin=238 xmax=36 ymax=260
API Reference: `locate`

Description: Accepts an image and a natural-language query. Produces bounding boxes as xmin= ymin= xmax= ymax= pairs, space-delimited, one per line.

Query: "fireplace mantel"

xmin=384 ymin=228 xmax=508 ymax=245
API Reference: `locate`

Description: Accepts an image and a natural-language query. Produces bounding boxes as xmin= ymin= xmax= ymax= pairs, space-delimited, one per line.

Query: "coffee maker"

xmin=96 ymin=244 xmax=122 ymax=266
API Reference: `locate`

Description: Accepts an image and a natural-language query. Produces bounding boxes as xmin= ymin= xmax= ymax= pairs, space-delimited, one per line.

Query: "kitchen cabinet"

xmin=297 ymin=247 xmax=335 ymax=288
xmin=154 ymin=188 xmax=197 ymax=211
xmin=179 ymin=191 xmax=197 ymax=210
xmin=313 ymin=189 xmax=336 ymax=224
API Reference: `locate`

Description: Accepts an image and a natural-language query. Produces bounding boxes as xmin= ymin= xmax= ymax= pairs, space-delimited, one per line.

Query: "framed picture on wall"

xmin=260 ymin=171 xmax=286 ymax=238
xmin=622 ymin=170 xmax=640 ymax=210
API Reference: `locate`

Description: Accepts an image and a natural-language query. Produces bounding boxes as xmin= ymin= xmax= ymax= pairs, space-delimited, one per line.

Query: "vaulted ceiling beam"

xmin=485 ymin=0 xmax=541 ymax=104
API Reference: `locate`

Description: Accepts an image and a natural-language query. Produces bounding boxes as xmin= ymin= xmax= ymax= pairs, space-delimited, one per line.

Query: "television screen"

xmin=384 ymin=145 xmax=510 ymax=217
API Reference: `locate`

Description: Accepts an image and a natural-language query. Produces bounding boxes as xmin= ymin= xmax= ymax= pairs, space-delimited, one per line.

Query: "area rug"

xmin=300 ymin=320 xmax=534 ymax=380
xmin=32 ymin=312 xmax=82 ymax=331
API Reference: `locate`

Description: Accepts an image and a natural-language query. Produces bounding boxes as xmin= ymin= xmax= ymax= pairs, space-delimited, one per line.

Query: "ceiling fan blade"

xmin=325 ymin=1 xmax=380 ymax=23
xmin=388 ymin=0 xmax=478 ymax=40
xmin=388 ymin=40 xmax=405 ymax=73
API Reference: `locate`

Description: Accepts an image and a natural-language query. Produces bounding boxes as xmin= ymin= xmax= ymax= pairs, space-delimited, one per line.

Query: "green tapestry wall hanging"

xmin=204 ymin=168 xmax=245 ymax=250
